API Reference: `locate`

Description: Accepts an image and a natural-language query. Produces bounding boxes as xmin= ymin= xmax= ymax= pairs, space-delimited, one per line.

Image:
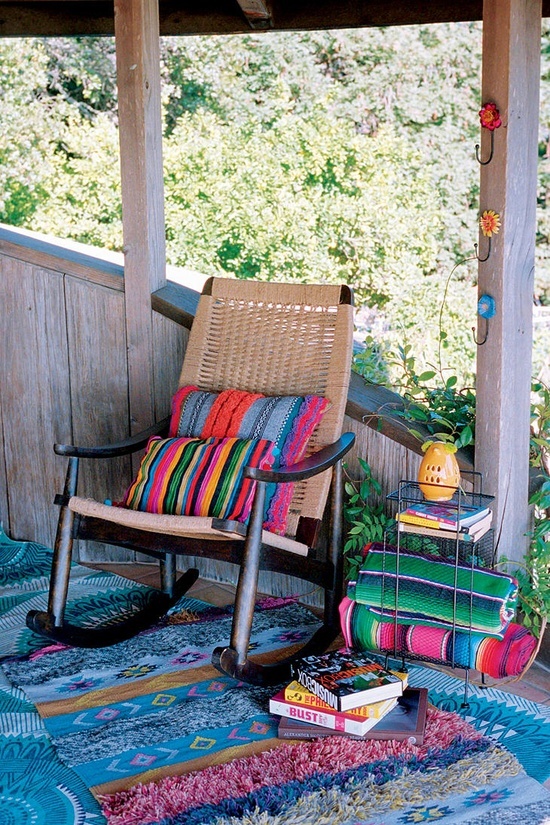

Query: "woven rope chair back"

xmin=179 ymin=278 xmax=354 ymax=537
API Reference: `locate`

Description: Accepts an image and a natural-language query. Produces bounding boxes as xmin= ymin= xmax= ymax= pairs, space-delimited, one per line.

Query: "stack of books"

xmin=396 ymin=499 xmax=492 ymax=542
xmin=270 ymin=649 xmax=428 ymax=744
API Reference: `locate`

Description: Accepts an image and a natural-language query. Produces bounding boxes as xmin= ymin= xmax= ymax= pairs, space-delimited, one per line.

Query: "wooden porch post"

xmin=114 ymin=0 xmax=165 ymax=435
xmin=476 ymin=0 xmax=541 ymax=563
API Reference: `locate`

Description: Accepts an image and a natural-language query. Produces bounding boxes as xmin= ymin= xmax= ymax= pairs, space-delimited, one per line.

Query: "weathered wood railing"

xmin=0 ymin=224 xmax=475 ymax=594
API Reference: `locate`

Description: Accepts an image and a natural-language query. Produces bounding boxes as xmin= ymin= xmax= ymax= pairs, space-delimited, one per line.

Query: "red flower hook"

xmin=476 ymin=103 xmax=502 ymax=165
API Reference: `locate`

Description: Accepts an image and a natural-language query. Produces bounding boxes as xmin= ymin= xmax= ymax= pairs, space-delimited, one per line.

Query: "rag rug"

xmin=0 ymin=531 xmax=549 ymax=825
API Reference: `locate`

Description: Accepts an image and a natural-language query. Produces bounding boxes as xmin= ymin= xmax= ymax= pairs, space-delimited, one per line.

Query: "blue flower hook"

xmin=472 ymin=294 xmax=496 ymax=345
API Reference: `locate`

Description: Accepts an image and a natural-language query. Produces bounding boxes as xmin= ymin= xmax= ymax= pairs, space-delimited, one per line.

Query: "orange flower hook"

xmin=479 ymin=210 xmax=501 ymax=237
xmin=475 ymin=210 xmax=501 ymax=261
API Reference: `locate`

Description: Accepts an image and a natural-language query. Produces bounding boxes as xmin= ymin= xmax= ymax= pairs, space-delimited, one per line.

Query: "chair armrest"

xmin=54 ymin=416 xmax=171 ymax=459
xmin=244 ymin=432 xmax=355 ymax=483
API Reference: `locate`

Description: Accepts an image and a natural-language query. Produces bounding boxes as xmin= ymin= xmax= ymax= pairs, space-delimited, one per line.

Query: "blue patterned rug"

xmin=0 ymin=530 xmax=549 ymax=825
xmin=0 ymin=525 xmax=167 ymax=825
xmin=0 ymin=526 xmax=160 ymax=660
xmin=406 ymin=663 xmax=550 ymax=784
xmin=0 ymin=680 xmax=104 ymax=824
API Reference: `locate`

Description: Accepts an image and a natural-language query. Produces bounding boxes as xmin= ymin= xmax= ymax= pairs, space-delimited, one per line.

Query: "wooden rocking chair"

xmin=27 ymin=277 xmax=355 ymax=685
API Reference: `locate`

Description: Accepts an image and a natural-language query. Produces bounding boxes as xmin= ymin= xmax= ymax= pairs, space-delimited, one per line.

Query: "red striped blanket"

xmin=339 ymin=596 xmax=537 ymax=678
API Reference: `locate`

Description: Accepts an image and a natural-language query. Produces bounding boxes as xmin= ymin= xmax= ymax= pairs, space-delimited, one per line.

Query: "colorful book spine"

xmin=289 ymin=650 xmax=405 ymax=711
xmin=397 ymin=503 xmax=489 ymax=528
xmin=398 ymin=511 xmax=492 ymax=541
xmin=277 ymin=716 xmax=368 ymax=740
xmin=278 ymin=689 xmax=429 ymax=744
xmin=269 ymin=689 xmax=396 ymax=736
xmin=401 ymin=507 xmax=450 ymax=523
xmin=397 ymin=513 xmax=453 ymax=529
xmin=282 ymin=680 xmax=396 ymax=719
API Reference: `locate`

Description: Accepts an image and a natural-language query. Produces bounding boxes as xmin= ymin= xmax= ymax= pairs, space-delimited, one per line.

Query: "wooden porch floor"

xmin=86 ymin=560 xmax=550 ymax=791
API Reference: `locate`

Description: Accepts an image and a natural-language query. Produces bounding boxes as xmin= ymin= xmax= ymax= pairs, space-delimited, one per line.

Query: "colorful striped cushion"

xmin=123 ymin=436 xmax=277 ymax=523
xmin=169 ymin=387 xmax=330 ymax=535
xmin=170 ymin=387 xmax=303 ymax=449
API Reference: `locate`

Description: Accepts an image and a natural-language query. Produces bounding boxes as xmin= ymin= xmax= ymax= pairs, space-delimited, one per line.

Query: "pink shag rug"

xmin=99 ymin=705 xmax=550 ymax=825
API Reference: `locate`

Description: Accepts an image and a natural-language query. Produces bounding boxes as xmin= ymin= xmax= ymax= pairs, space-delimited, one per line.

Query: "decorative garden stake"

xmin=418 ymin=441 xmax=461 ymax=501
xmin=472 ymin=294 xmax=496 ymax=346
xmin=475 ymin=209 xmax=501 ymax=262
xmin=476 ymin=102 xmax=502 ymax=165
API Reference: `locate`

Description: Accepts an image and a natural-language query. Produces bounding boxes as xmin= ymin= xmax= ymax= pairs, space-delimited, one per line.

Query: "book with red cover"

xmin=277 ymin=688 xmax=428 ymax=745
xmin=289 ymin=648 xmax=404 ymax=712
xmin=269 ymin=688 xmax=398 ymax=735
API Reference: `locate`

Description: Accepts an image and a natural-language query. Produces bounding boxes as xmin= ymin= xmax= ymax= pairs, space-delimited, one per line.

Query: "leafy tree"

xmin=0 ymin=40 xmax=66 ymax=225
xmin=30 ymin=113 xmax=122 ymax=249
xmin=163 ymin=108 xmax=442 ymax=299
xmin=42 ymin=37 xmax=118 ymax=119
xmin=0 ymin=25 xmax=547 ymax=382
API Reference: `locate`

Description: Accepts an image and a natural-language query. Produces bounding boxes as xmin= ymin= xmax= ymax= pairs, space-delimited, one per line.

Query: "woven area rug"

xmin=0 ymin=680 xmax=105 ymax=824
xmin=1 ymin=531 xmax=549 ymax=825
xmin=100 ymin=730 xmax=550 ymax=825
xmin=2 ymin=597 xmax=320 ymax=794
xmin=0 ymin=526 xmax=160 ymax=659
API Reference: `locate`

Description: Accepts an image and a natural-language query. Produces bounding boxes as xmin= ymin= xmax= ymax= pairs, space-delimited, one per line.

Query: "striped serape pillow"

xmin=169 ymin=386 xmax=330 ymax=534
xmin=123 ymin=436 xmax=277 ymax=523
xmin=352 ymin=544 xmax=518 ymax=637
xmin=170 ymin=386 xmax=305 ymax=449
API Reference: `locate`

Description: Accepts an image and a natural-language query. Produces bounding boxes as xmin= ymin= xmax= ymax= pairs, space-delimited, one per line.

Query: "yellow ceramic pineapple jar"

xmin=418 ymin=441 xmax=460 ymax=501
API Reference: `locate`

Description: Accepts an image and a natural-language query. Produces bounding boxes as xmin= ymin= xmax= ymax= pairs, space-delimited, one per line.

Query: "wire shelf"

xmin=359 ymin=476 xmax=499 ymax=705
xmin=387 ymin=471 xmax=494 ymax=511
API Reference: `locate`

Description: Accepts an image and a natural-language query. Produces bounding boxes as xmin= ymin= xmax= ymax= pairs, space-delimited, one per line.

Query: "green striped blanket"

xmin=351 ymin=544 xmax=518 ymax=637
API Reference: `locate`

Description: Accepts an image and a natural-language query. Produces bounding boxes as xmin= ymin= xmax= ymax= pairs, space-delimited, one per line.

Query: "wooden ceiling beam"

xmin=3 ymin=0 xmax=550 ymax=37
xmin=0 ymin=0 xmax=527 ymax=38
xmin=0 ymin=3 xmax=115 ymax=37
xmin=234 ymin=0 xmax=272 ymax=30
xmin=3 ymin=0 xmax=550 ymax=38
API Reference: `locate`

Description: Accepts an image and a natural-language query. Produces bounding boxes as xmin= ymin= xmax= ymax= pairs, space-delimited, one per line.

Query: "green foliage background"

xmin=1 ymin=25 xmax=549 ymax=384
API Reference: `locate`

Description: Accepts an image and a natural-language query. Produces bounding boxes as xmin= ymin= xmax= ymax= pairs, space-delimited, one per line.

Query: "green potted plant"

xmin=343 ymin=458 xmax=394 ymax=583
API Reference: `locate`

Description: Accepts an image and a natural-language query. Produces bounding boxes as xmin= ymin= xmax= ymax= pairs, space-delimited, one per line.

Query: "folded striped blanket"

xmin=352 ymin=544 xmax=518 ymax=637
xmin=339 ymin=596 xmax=537 ymax=678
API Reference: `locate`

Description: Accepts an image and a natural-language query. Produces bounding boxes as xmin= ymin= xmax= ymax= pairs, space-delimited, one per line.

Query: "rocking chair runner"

xmin=27 ymin=277 xmax=355 ymax=685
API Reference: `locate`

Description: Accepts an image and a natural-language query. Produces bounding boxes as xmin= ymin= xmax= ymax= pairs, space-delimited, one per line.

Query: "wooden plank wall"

xmin=0 ymin=256 xmax=72 ymax=544
xmin=65 ymin=275 xmax=132 ymax=562
xmin=79 ymin=309 xmax=189 ymax=563
xmin=0 ymin=237 xmax=187 ymax=560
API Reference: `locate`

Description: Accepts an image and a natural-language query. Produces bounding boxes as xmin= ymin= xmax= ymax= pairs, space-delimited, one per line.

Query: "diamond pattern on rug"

xmin=99 ymin=706 xmax=550 ymax=825
xmin=3 ymin=600 xmax=320 ymax=790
